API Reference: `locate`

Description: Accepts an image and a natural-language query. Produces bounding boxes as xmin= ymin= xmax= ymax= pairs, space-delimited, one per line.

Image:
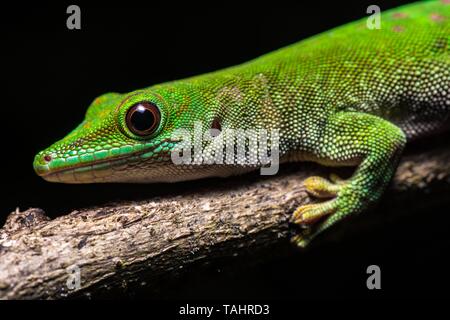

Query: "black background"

xmin=1 ymin=0 xmax=449 ymax=299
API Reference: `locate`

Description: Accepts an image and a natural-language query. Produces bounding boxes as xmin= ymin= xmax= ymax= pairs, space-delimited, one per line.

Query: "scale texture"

xmin=34 ymin=1 xmax=449 ymax=245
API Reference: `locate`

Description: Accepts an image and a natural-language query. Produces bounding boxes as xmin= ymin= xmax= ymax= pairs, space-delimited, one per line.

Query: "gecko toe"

xmin=291 ymin=199 xmax=337 ymax=226
xmin=303 ymin=175 xmax=344 ymax=198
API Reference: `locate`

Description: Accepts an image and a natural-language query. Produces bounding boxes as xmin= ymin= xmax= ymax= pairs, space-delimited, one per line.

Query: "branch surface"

xmin=1 ymin=146 xmax=449 ymax=299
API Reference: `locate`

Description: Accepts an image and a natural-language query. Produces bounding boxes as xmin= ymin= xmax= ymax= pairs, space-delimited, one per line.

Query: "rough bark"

xmin=0 ymin=145 xmax=449 ymax=300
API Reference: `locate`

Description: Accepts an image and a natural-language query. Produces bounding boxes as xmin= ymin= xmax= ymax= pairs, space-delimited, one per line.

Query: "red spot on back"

xmin=442 ymin=0 xmax=450 ymax=5
xmin=392 ymin=25 xmax=405 ymax=33
xmin=430 ymin=13 xmax=445 ymax=22
xmin=392 ymin=12 xmax=408 ymax=19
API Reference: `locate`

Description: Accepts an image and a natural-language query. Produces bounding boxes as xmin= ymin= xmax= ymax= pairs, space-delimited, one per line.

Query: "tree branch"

xmin=1 ymin=146 xmax=449 ymax=299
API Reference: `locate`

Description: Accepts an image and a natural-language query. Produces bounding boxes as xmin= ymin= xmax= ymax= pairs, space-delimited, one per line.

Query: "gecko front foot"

xmin=292 ymin=174 xmax=347 ymax=224
xmin=290 ymin=175 xmax=343 ymax=247
xmin=290 ymin=173 xmax=367 ymax=247
xmin=289 ymin=112 xmax=406 ymax=248
xmin=291 ymin=174 xmax=344 ymax=225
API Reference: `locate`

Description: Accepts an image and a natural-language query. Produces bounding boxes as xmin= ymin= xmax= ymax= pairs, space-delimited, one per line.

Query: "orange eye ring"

xmin=125 ymin=102 xmax=161 ymax=136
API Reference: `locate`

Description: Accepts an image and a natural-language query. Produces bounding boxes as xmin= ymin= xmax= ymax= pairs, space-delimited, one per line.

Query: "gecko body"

xmin=34 ymin=1 xmax=450 ymax=245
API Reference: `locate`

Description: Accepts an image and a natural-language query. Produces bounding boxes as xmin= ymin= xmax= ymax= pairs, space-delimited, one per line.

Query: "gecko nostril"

xmin=43 ymin=155 xmax=52 ymax=162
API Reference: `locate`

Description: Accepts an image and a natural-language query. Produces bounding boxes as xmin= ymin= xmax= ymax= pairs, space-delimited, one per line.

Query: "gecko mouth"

xmin=34 ymin=139 xmax=176 ymax=183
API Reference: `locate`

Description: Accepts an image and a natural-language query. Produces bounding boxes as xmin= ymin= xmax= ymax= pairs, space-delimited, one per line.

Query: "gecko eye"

xmin=126 ymin=102 xmax=161 ymax=136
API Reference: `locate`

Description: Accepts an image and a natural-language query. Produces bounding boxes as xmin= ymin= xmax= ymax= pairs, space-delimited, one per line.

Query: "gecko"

xmin=34 ymin=1 xmax=450 ymax=246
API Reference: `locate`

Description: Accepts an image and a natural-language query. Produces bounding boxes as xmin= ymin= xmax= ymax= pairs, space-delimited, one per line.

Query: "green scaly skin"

xmin=34 ymin=1 xmax=450 ymax=246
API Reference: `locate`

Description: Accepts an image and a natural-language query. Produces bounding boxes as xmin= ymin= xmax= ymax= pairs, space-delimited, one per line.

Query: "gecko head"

xmin=33 ymin=89 xmax=191 ymax=183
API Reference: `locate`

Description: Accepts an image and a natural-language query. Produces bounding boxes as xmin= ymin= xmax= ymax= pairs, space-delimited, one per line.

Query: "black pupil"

xmin=131 ymin=105 xmax=155 ymax=132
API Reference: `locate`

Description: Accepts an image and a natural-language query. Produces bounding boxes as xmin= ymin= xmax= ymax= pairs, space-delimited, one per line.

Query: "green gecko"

xmin=34 ymin=1 xmax=449 ymax=246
